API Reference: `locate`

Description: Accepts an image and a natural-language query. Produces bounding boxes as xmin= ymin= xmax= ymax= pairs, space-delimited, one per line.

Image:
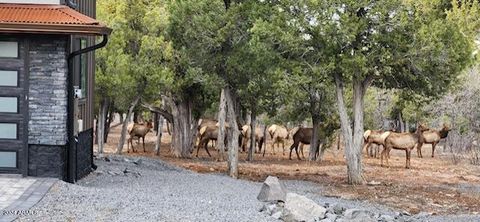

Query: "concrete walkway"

xmin=0 ymin=175 xmax=57 ymax=222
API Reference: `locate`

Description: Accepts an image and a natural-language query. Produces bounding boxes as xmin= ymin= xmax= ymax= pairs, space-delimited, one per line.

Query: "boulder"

xmin=271 ymin=211 xmax=283 ymax=219
xmin=342 ymin=209 xmax=376 ymax=222
xmin=282 ymin=193 xmax=327 ymax=222
xmin=257 ymin=176 xmax=287 ymax=202
xmin=325 ymin=213 xmax=337 ymax=221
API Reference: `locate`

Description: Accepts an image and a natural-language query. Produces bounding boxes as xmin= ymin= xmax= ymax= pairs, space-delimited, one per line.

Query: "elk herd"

xmin=125 ymin=117 xmax=451 ymax=170
xmin=364 ymin=123 xmax=451 ymax=169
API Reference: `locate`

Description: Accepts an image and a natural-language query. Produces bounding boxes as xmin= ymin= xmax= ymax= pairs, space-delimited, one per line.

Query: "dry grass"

xmin=98 ymin=124 xmax=480 ymax=216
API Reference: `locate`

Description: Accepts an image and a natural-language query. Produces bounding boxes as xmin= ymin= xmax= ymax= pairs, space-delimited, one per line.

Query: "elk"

xmin=267 ymin=124 xmax=289 ymax=155
xmin=289 ymin=127 xmax=321 ymax=160
xmin=382 ymin=124 xmax=429 ymax=169
xmin=196 ymin=125 xmax=224 ymax=157
xmin=417 ymin=124 xmax=451 ymax=158
xmin=127 ymin=120 xmax=153 ymax=153
xmin=195 ymin=124 xmax=241 ymax=157
xmin=197 ymin=119 xmax=218 ymax=149
xmin=363 ymin=130 xmax=392 ymax=158
xmin=241 ymin=125 xmax=265 ymax=154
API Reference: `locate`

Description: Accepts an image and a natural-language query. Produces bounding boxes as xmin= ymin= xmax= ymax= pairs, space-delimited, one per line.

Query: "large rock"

xmin=257 ymin=176 xmax=287 ymax=202
xmin=340 ymin=209 xmax=376 ymax=222
xmin=282 ymin=193 xmax=327 ymax=222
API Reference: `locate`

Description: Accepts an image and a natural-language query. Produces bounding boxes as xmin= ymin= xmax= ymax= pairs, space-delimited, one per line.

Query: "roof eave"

xmin=0 ymin=23 xmax=112 ymax=35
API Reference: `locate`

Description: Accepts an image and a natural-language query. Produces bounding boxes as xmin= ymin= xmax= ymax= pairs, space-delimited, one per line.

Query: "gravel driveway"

xmin=15 ymin=155 xmax=480 ymax=222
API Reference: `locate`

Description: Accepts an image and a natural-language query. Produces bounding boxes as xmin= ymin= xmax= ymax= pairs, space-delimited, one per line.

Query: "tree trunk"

xmin=170 ymin=99 xmax=198 ymax=158
xmin=94 ymin=116 xmax=99 ymax=145
xmin=119 ymin=113 xmax=124 ymax=124
xmin=155 ymin=117 xmax=164 ymax=156
xmin=334 ymin=73 xmax=365 ymax=185
xmin=248 ymin=112 xmax=256 ymax=161
xmin=217 ymin=88 xmax=227 ymax=161
xmin=225 ymin=87 xmax=240 ymax=178
xmin=104 ymin=103 xmax=114 ymax=143
xmin=97 ymin=98 xmax=108 ymax=155
xmin=398 ymin=112 xmax=405 ymax=132
xmin=116 ymin=96 xmax=140 ymax=154
xmin=166 ymin=121 xmax=171 ymax=135
xmin=317 ymin=143 xmax=327 ymax=161
xmin=97 ymin=97 xmax=109 ymax=155
xmin=309 ymin=116 xmax=321 ymax=161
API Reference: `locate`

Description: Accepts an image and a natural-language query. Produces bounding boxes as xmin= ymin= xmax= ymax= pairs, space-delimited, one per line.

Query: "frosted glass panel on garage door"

xmin=0 ymin=97 xmax=17 ymax=113
xmin=0 ymin=70 xmax=18 ymax=86
xmin=0 ymin=41 xmax=18 ymax=58
xmin=0 ymin=123 xmax=16 ymax=139
xmin=0 ymin=151 xmax=16 ymax=168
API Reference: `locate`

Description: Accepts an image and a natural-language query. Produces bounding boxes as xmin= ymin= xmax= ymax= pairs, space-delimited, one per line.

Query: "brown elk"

xmin=268 ymin=124 xmax=289 ymax=155
xmin=289 ymin=127 xmax=321 ymax=160
xmin=197 ymin=119 xmax=218 ymax=149
xmin=127 ymin=120 xmax=153 ymax=153
xmin=241 ymin=125 xmax=265 ymax=154
xmin=196 ymin=125 xmax=223 ymax=157
xmin=196 ymin=124 xmax=242 ymax=157
xmin=417 ymin=124 xmax=451 ymax=158
xmin=382 ymin=124 xmax=429 ymax=169
xmin=363 ymin=130 xmax=392 ymax=158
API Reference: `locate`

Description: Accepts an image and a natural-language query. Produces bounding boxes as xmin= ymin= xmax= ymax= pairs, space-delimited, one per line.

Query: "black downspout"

xmin=66 ymin=34 xmax=109 ymax=183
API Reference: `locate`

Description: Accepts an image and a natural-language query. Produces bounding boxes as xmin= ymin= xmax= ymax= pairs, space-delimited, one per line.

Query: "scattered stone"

xmin=331 ymin=204 xmax=346 ymax=215
xmin=123 ymin=168 xmax=130 ymax=174
xmin=257 ymin=176 xmax=287 ymax=202
xmin=123 ymin=158 xmax=131 ymax=162
xmin=106 ymin=170 xmax=120 ymax=176
xmin=378 ymin=214 xmax=395 ymax=222
xmin=133 ymin=158 xmax=142 ymax=165
xmin=343 ymin=208 xmax=376 ymax=222
xmin=282 ymin=193 xmax=327 ymax=222
xmin=104 ymin=156 xmax=111 ymax=162
xmin=413 ymin=212 xmax=431 ymax=219
xmin=367 ymin=180 xmax=381 ymax=186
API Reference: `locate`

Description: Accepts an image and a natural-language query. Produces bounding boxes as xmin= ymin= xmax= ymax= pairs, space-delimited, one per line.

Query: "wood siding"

xmin=71 ymin=0 xmax=97 ymax=131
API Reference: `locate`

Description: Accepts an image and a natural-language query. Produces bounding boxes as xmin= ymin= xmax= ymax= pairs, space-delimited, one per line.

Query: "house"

xmin=0 ymin=0 xmax=111 ymax=183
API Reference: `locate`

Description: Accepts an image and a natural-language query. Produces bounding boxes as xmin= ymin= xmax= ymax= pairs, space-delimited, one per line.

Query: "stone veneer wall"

xmin=28 ymin=36 xmax=68 ymax=146
xmin=27 ymin=36 xmax=68 ymax=178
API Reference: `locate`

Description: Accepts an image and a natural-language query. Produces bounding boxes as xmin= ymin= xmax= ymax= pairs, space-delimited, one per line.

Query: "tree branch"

xmin=142 ymin=103 xmax=173 ymax=123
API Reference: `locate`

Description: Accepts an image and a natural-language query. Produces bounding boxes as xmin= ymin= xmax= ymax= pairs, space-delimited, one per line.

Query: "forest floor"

xmin=101 ymin=124 xmax=480 ymax=216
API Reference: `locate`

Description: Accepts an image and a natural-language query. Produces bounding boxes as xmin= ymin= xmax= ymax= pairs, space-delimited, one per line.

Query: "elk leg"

xmin=143 ymin=136 xmax=146 ymax=153
xmin=432 ymin=142 xmax=437 ymax=158
xmin=363 ymin=142 xmax=370 ymax=158
xmin=295 ymin=146 xmax=301 ymax=160
xmin=289 ymin=142 xmax=298 ymax=160
xmin=300 ymin=143 xmax=305 ymax=159
xmin=204 ymin=141 xmax=212 ymax=157
xmin=196 ymin=140 xmax=202 ymax=157
xmin=380 ymin=146 xmax=384 ymax=167
xmin=417 ymin=143 xmax=423 ymax=158
xmin=406 ymin=148 xmax=411 ymax=169
xmin=282 ymin=141 xmax=285 ymax=156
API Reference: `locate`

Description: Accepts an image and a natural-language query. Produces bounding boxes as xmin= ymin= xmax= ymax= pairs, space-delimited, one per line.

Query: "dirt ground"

xmin=98 ymin=124 xmax=480 ymax=216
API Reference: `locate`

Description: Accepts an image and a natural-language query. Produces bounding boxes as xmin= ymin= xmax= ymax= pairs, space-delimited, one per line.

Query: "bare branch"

xmin=142 ymin=103 xmax=173 ymax=123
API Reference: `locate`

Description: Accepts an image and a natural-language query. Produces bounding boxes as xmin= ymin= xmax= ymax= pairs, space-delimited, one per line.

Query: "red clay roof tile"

xmin=0 ymin=3 xmax=111 ymax=35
